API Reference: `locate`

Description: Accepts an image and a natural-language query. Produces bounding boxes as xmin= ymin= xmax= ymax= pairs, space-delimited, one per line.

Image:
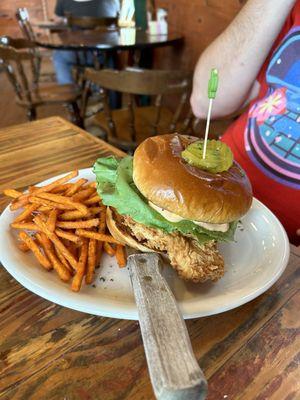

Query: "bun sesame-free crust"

xmin=133 ymin=134 xmax=252 ymax=223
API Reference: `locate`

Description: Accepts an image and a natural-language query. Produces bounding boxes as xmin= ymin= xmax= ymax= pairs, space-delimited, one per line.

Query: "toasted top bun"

xmin=133 ymin=134 xmax=252 ymax=223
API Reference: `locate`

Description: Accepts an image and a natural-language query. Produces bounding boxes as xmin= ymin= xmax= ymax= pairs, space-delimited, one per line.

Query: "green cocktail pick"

xmin=208 ymin=68 xmax=219 ymax=99
xmin=203 ymin=68 xmax=219 ymax=159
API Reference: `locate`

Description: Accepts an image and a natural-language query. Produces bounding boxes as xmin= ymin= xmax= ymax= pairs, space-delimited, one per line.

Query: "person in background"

xmin=53 ymin=0 xmax=119 ymax=84
xmin=191 ymin=0 xmax=300 ymax=245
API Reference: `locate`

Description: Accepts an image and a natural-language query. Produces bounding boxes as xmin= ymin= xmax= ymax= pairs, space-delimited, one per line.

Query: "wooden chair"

xmin=15 ymin=8 xmax=36 ymax=41
xmin=65 ymin=14 xmax=118 ymax=30
xmin=15 ymin=8 xmax=55 ymax=82
xmin=82 ymin=68 xmax=193 ymax=151
xmin=63 ymin=14 xmax=120 ymax=83
xmin=0 ymin=36 xmax=82 ymax=125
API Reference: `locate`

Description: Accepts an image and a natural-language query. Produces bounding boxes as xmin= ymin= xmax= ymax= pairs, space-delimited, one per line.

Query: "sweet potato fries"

xmin=4 ymin=171 xmax=126 ymax=292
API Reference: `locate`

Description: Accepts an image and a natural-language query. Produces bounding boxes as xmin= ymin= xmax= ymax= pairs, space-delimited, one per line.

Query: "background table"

xmin=32 ymin=20 xmax=70 ymax=32
xmin=35 ymin=28 xmax=183 ymax=51
xmin=0 ymin=117 xmax=299 ymax=399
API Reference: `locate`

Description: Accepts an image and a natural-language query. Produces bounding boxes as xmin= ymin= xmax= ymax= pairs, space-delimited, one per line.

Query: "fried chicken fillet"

xmin=115 ymin=211 xmax=224 ymax=283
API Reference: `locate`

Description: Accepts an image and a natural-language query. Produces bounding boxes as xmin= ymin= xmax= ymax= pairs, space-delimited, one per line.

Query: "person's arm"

xmin=191 ymin=0 xmax=296 ymax=119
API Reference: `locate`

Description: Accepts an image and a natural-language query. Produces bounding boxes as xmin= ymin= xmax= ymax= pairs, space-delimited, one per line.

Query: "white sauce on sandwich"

xmin=149 ymin=201 xmax=229 ymax=232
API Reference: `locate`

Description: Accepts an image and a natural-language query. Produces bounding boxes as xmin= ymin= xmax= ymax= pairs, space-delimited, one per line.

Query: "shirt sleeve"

xmin=54 ymin=0 xmax=64 ymax=17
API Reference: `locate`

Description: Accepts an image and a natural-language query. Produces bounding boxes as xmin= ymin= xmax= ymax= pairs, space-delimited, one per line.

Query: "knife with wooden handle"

xmin=128 ymin=252 xmax=208 ymax=400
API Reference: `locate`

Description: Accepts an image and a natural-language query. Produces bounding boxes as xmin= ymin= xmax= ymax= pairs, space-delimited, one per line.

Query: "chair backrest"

xmin=0 ymin=36 xmax=37 ymax=51
xmin=65 ymin=14 xmax=118 ymax=30
xmin=0 ymin=36 xmax=37 ymax=105
xmin=16 ymin=8 xmax=36 ymax=41
xmin=83 ymin=67 xmax=193 ymax=148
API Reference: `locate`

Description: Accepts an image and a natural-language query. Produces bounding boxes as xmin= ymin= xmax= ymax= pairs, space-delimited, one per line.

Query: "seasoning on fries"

xmin=72 ymin=238 xmax=88 ymax=292
xmin=86 ymin=238 xmax=97 ymax=284
xmin=47 ymin=209 xmax=58 ymax=232
xmin=4 ymin=171 xmax=127 ymax=292
xmin=19 ymin=231 xmax=52 ymax=270
xmin=75 ymin=229 xmax=122 ymax=244
xmin=103 ymin=242 xmax=116 ymax=257
xmin=116 ymin=245 xmax=127 ymax=268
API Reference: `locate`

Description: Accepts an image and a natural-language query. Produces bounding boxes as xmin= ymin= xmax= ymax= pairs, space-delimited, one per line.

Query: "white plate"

xmin=0 ymin=168 xmax=290 ymax=320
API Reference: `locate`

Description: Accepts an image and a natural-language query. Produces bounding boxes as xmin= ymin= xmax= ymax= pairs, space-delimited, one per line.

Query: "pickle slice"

xmin=181 ymin=140 xmax=233 ymax=173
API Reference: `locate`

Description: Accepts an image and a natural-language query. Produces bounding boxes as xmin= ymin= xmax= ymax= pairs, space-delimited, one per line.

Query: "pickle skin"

xmin=181 ymin=140 xmax=233 ymax=173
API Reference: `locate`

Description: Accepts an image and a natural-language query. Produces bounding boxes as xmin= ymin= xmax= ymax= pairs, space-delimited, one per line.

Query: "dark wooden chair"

xmin=15 ymin=7 xmax=55 ymax=82
xmin=65 ymin=14 xmax=118 ymax=30
xmin=65 ymin=14 xmax=119 ymax=71
xmin=15 ymin=8 xmax=36 ymax=41
xmin=0 ymin=36 xmax=82 ymax=125
xmin=82 ymin=67 xmax=193 ymax=151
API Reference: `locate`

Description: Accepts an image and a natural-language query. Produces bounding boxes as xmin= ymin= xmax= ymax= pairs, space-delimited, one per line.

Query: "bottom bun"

xmin=106 ymin=207 xmax=152 ymax=253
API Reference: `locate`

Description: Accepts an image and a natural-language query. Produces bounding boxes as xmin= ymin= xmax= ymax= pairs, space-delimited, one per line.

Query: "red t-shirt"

xmin=222 ymin=2 xmax=300 ymax=245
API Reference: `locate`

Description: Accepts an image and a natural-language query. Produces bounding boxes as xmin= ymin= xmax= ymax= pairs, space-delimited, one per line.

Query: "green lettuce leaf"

xmin=93 ymin=156 xmax=238 ymax=244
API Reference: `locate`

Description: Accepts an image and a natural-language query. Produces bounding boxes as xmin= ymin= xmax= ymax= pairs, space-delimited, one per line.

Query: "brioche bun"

xmin=106 ymin=207 xmax=152 ymax=252
xmin=133 ymin=134 xmax=252 ymax=223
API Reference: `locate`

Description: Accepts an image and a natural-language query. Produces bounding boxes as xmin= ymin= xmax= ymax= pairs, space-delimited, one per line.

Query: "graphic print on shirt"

xmin=245 ymin=28 xmax=300 ymax=189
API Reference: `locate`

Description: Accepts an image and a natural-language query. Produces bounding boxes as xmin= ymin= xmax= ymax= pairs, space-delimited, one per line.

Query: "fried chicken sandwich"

xmin=93 ymin=134 xmax=252 ymax=282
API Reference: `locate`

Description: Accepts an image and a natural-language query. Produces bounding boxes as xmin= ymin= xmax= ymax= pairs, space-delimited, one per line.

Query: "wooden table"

xmin=35 ymin=29 xmax=183 ymax=51
xmin=0 ymin=117 xmax=299 ymax=400
xmin=32 ymin=20 xmax=70 ymax=32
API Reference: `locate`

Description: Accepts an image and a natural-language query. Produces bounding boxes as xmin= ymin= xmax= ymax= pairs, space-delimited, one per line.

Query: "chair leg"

xmin=36 ymin=55 xmax=42 ymax=83
xmin=67 ymin=101 xmax=83 ymax=128
xmin=80 ymin=80 xmax=91 ymax=120
xmin=27 ymin=107 xmax=37 ymax=121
